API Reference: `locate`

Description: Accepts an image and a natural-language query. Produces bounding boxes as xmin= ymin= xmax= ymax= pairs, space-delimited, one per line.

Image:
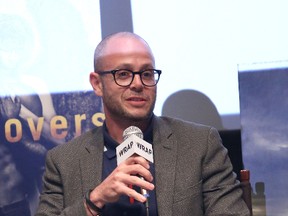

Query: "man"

xmin=36 ymin=32 xmax=250 ymax=215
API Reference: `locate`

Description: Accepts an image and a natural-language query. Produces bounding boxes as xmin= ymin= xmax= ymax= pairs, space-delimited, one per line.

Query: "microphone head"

xmin=123 ymin=126 xmax=144 ymax=140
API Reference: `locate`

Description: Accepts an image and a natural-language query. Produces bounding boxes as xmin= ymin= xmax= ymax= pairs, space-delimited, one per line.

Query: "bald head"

xmin=93 ymin=32 xmax=155 ymax=71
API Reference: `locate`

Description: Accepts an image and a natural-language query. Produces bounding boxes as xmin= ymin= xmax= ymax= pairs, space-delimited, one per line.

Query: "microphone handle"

xmin=140 ymin=176 xmax=149 ymax=216
xmin=140 ymin=176 xmax=149 ymax=198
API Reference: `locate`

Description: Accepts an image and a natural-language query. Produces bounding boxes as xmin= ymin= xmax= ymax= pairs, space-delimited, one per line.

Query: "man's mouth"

xmin=128 ymin=97 xmax=145 ymax=101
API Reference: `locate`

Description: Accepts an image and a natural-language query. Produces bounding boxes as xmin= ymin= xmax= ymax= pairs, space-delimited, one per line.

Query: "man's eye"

xmin=116 ymin=70 xmax=131 ymax=78
xmin=119 ymin=72 xmax=128 ymax=76
xmin=142 ymin=71 xmax=153 ymax=79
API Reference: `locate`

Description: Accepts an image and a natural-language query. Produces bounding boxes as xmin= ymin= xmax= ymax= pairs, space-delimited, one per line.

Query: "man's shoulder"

xmin=156 ymin=115 xmax=212 ymax=131
xmin=48 ymin=127 xmax=102 ymax=157
xmin=154 ymin=115 xmax=218 ymax=142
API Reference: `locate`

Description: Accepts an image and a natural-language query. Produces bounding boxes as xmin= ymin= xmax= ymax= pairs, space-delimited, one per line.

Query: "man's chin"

xmin=125 ymin=112 xmax=153 ymax=122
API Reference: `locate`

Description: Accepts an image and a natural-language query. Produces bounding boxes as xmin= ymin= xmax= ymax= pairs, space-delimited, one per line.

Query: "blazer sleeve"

xmin=35 ymin=150 xmax=87 ymax=216
xmin=202 ymin=127 xmax=250 ymax=215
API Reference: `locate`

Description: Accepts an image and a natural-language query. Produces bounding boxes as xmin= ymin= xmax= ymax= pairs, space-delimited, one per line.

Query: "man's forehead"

xmin=103 ymin=36 xmax=152 ymax=55
xmin=98 ymin=51 xmax=155 ymax=69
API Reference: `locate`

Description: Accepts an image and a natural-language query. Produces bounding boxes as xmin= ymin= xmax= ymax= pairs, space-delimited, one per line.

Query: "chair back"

xmin=240 ymin=169 xmax=253 ymax=215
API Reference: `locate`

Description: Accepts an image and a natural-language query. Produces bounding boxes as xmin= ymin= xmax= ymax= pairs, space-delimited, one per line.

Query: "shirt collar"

xmin=103 ymin=123 xmax=118 ymax=159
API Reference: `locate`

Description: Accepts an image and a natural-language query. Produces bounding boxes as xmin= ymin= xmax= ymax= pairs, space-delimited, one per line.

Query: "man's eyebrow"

xmin=115 ymin=63 xmax=132 ymax=69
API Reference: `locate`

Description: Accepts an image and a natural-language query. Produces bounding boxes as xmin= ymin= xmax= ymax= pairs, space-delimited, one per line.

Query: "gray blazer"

xmin=36 ymin=116 xmax=250 ymax=216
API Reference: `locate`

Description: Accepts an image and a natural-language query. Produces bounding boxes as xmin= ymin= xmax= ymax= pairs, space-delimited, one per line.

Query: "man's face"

xmin=92 ymin=36 xmax=157 ymax=122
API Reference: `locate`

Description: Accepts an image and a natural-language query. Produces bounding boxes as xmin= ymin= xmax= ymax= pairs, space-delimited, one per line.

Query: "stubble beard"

xmin=102 ymin=89 xmax=156 ymax=123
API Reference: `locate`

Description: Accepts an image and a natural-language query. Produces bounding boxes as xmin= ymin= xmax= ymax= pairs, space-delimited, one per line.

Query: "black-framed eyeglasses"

xmin=95 ymin=69 xmax=162 ymax=87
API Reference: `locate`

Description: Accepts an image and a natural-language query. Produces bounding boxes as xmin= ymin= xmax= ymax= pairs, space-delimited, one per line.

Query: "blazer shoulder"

xmin=154 ymin=116 xmax=221 ymax=147
xmin=48 ymin=127 xmax=102 ymax=158
xmin=156 ymin=115 xmax=214 ymax=133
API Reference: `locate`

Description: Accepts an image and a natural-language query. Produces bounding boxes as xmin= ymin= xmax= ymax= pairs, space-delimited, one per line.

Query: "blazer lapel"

xmin=153 ymin=117 xmax=177 ymax=216
xmin=79 ymin=127 xmax=104 ymax=194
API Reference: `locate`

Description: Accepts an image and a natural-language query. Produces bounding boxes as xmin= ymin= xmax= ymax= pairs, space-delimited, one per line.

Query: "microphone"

xmin=116 ymin=126 xmax=153 ymax=215
xmin=116 ymin=126 xmax=153 ymax=166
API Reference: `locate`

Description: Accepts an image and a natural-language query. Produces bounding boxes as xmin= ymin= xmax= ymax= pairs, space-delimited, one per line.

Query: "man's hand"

xmin=88 ymin=156 xmax=154 ymax=209
xmin=0 ymin=96 xmax=21 ymax=119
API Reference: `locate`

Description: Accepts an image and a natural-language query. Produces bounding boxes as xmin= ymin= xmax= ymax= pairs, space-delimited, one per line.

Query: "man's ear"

xmin=89 ymin=72 xmax=103 ymax=96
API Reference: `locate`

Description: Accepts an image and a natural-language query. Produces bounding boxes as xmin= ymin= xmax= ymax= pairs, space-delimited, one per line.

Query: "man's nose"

xmin=130 ymin=74 xmax=144 ymax=89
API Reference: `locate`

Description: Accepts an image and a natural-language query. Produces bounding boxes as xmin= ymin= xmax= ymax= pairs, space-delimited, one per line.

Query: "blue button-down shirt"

xmin=101 ymin=122 xmax=158 ymax=216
